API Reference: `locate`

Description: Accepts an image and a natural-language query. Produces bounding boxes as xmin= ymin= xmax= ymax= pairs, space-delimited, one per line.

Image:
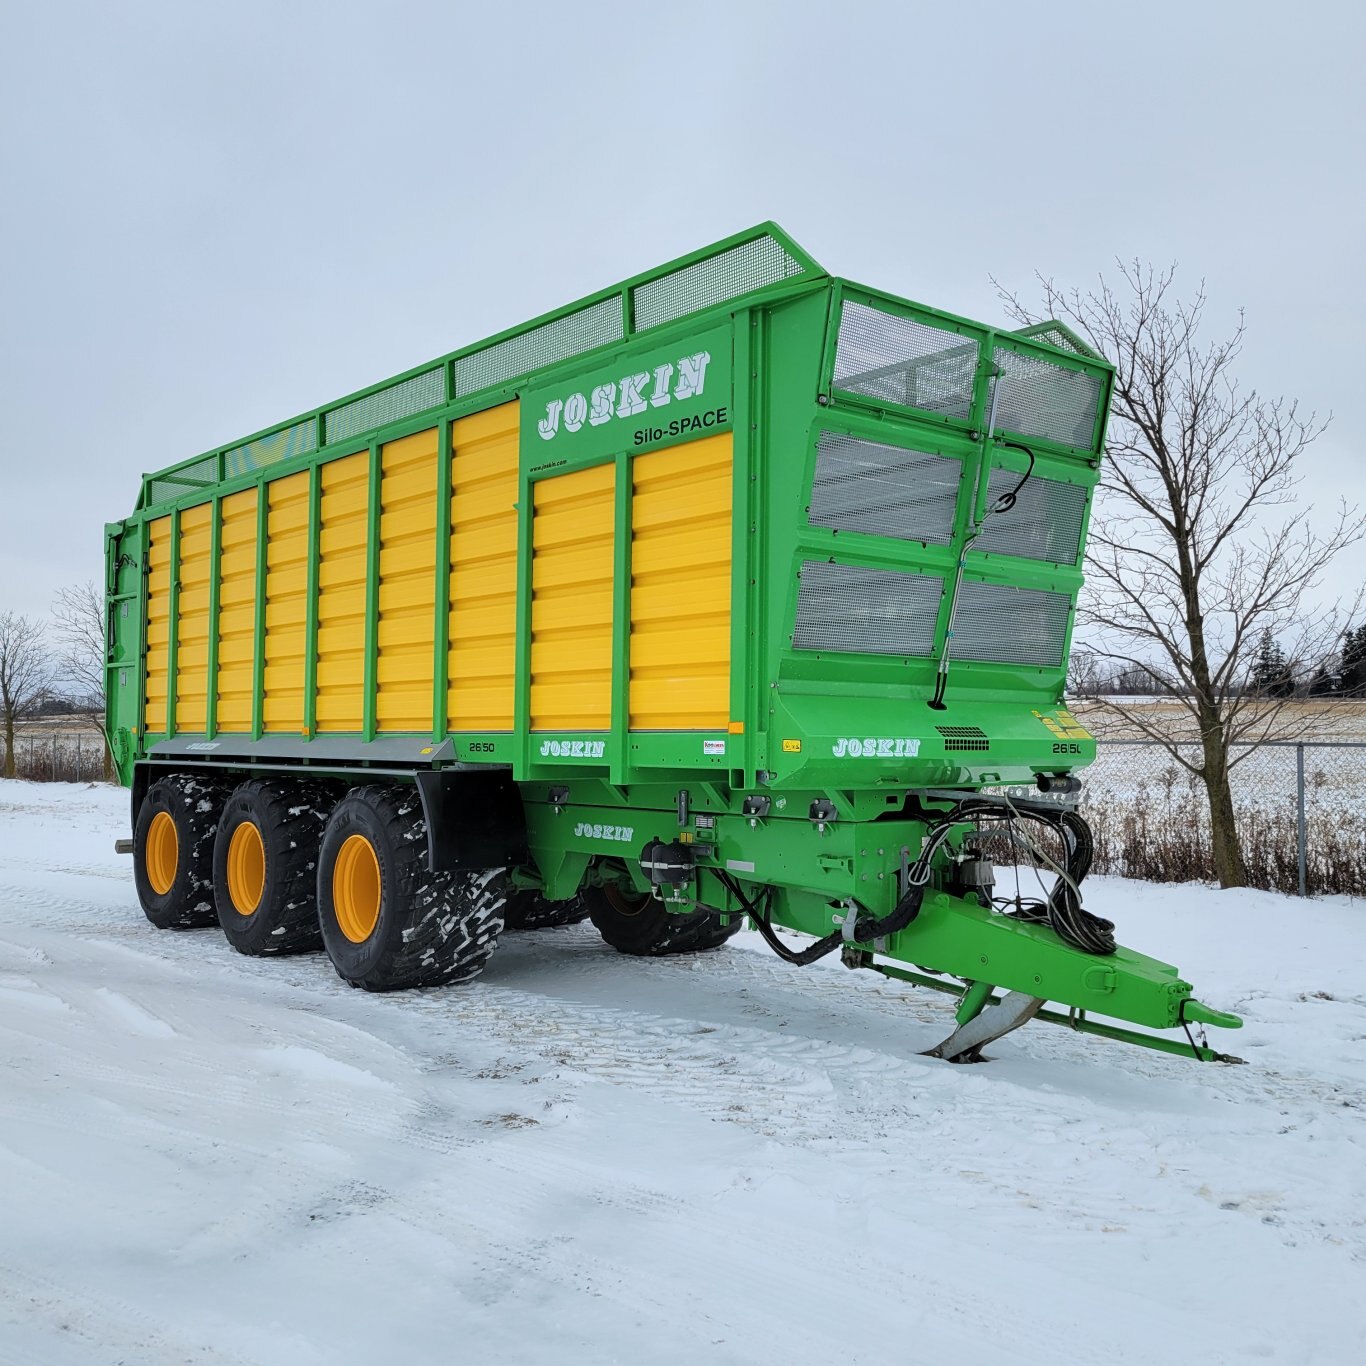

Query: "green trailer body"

xmin=104 ymin=224 xmax=1241 ymax=1061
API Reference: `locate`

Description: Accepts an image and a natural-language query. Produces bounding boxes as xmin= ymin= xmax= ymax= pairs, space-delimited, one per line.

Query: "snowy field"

xmin=1 ymin=783 xmax=1364 ymax=1366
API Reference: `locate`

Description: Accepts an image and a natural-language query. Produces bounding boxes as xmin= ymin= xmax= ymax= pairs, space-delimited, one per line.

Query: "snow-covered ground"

xmin=1 ymin=782 xmax=1363 ymax=1366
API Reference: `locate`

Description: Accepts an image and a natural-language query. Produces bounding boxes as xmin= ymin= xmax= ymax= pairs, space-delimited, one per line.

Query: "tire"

xmin=584 ymin=881 xmax=744 ymax=957
xmin=133 ymin=774 xmax=230 ymax=929
xmin=316 ymin=784 xmax=506 ymax=991
xmin=213 ymin=779 xmax=335 ymax=956
xmin=502 ymin=890 xmax=590 ymax=932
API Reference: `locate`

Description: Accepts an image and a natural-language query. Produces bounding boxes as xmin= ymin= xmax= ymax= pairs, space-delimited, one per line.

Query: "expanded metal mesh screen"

xmin=951 ymin=581 xmax=1071 ymax=668
xmin=1019 ymin=323 xmax=1091 ymax=357
xmin=809 ymin=432 xmax=962 ymax=543
xmin=455 ymin=297 xmax=624 ymax=398
xmin=989 ymin=345 xmax=1101 ymax=448
xmin=793 ymin=560 xmax=942 ymax=657
xmin=222 ymin=419 xmax=318 ymax=480
xmin=833 ymin=302 xmax=979 ymax=419
xmin=324 ymin=368 xmax=445 ymax=447
xmin=633 ymin=234 xmax=805 ymax=331
xmin=146 ymin=455 xmax=220 ymax=507
xmin=974 ymin=469 xmax=1087 ymax=564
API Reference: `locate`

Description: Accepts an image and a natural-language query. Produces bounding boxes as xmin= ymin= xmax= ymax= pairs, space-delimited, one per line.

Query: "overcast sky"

xmin=2 ymin=0 xmax=1363 ymax=629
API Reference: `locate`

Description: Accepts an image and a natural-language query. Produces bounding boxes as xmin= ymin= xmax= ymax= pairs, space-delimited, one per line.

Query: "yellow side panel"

xmin=143 ymin=515 xmax=172 ymax=734
xmin=376 ymin=427 xmax=437 ymax=732
xmin=174 ymin=503 xmax=214 ymax=733
xmin=263 ymin=470 xmax=311 ymax=732
xmin=629 ymin=433 xmax=732 ymax=730
xmin=315 ymin=454 xmax=368 ymax=732
xmin=215 ymin=487 xmax=259 ymax=733
xmin=530 ymin=461 xmax=615 ymax=732
xmin=448 ymin=401 xmax=519 ymax=731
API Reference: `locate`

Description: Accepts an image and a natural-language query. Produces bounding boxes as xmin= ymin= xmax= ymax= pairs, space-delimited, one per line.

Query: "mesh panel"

xmin=793 ymin=561 xmax=942 ymax=656
xmin=325 ymin=368 xmax=444 ymax=446
xmin=455 ymin=297 xmax=623 ymax=397
xmin=951 ymin=581 xmax=1070 ymax=668
xmin=632 ymin=234 xmax=805 ymax=331
xmin=834 ymin=302 xmax=979 ymax=419
xmin=990 ymin=345 xmax=1102 ymax=448
xmin=1021 ymin=323 xmax=1090 ymax=357
xmin=974 ymin=469 xmax=1087 ymax=564
xmin=809 ymin=432 xmax=962 ymax=543
xmin=146 ymin=455 xmax=219 ymax=507
xmin=222 ymin=418 xmax=317 ymax=480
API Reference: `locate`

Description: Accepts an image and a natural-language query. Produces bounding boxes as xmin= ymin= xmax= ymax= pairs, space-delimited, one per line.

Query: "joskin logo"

xmin=539 ymin=738 xmax=606 ymax=758
xmin=574 ymin=822 xmax=634 ymax=843
xmin=832 ymin=737 xmax=921 ymax=758
xmin=537 ymin=352 xmax=712 ymax=441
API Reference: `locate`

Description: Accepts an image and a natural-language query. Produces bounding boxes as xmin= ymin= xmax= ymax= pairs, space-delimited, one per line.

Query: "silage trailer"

xmin=103 ymin=223 xmax=1241 ymax=1062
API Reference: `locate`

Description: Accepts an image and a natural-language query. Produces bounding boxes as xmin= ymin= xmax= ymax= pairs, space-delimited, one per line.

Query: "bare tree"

xmin=998 ymin=263 xmax=1363 ymax=887
xmin=52 ymin=581 xmax=112 ymax=778
xmin=0 ymin=613 xmax=54 ymax=780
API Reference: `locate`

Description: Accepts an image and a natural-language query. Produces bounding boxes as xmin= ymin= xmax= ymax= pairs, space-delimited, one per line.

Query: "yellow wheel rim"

xmin=146 ymin=810 xmax=179 ymax=896
xmin=333 ymin=834 xmax=381 ymax=943
xmin=226 ymin=821 xmax=266 ymax=917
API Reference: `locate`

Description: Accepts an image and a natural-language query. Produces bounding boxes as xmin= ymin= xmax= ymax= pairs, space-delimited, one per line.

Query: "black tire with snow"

xmin=134 ymin=773 xmax=230 ymax=930
xmin=213 ymin=778 xmax=335 ymax=956
xmin=584 ymin=882 xmax=744 ymax=957
xmin=317 ymin=783 xmax=506 ymax=992
xmin=502 ymin=890 xmax=590 ymax=932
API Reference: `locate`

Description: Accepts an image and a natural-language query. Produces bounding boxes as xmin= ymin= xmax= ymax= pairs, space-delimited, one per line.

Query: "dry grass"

xmin=1070 ymin=698 xmax=1366 ymax=742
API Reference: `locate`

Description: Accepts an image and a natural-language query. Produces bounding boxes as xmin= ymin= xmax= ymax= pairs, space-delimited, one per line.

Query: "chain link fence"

xmin=1 ymin=731 xmax=110 ymax=784
xmin=1080 ymin=741 xmax=1366 ymax=897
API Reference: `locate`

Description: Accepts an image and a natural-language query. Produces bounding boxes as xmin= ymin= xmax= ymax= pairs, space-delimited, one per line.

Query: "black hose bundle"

xmin=723 ymin=793 xmax=1113 ymax=967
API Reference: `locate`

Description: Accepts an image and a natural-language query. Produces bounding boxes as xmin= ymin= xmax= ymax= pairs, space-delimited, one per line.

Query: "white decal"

xmin=563 ymin=391 xmax=588 ymax=433
xmin=650 ymin=362 xmax=674 ymax=407
xmin=588 ymin=382 xmax=616 ymax=426
xmin=673 ymin=351 xmax=711 ymax=401
xmin=616 ymin=371 xmax=650 ymax=418
xmin=573 ymin=822 xmax=635 ymax=843
xmin=537 ymin=399 xmax=563 ymax=441
xmin=702 ymin=739 xmax=726 ymax=756
xmin=831 ymin=737 xmax=921 ymax=758
xmin=535 ymin=350 xmax=715 ymax=442
xmin=539 ymin=739 xmax=606 ymax=759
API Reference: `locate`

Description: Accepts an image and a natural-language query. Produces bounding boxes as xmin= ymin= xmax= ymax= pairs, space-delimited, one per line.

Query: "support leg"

xmin=924 ymin=992 xmax=1047 ymax=1063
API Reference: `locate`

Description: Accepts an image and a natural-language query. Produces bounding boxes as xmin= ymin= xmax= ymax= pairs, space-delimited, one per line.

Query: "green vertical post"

xmin=362 ymin=440 xmax=382 ymax=741
xmin=432 ymin=421 xmax=453 ymax=741
xmin=608 ymin=450 xmax=632 ymax=786
xmin=250 ymin=482 xmax=269 ymax=741
xmin=512 ymin=468 xmax=535 ymax=781
xmin=204 ymin=495 xmax=222 ymax=740
xmin=164 ymin=508 xmax=182 ymax=738
xmin=733 ymin=310 xmax=759 ymax=786
xmin=302 ymin=464 xmax=321 ymax=738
